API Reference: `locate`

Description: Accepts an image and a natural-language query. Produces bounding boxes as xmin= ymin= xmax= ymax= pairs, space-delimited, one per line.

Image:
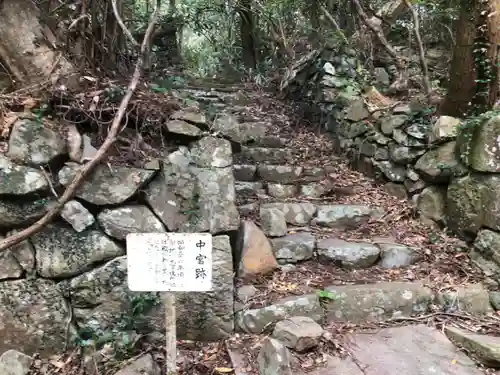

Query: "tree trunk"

xmin=471 ymin=0 xmax=500 ymax=113
xmin=438 ymin=2 xmax=478 ymax=117
xmin=237 ymin=0 xmax=258 ymax=69
xmin=440 ymin=0 xmax=500 ymax=117
xmin=0 ymin=0 xmax=77 ymax=88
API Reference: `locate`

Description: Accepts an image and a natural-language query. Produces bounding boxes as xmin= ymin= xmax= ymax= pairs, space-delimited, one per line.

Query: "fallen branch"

xmin=0 ymin=0 xmax=162 ymax=252
xmin=402 ymin=0 xmax=431 ymax=100
xmin=351 ymin=0 xmax=405 ymax=70
xmin=319 ymin=4 xmax=349 ymax=44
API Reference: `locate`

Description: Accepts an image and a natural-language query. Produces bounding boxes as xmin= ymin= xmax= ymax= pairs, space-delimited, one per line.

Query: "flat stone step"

xmin=230 ymin=324 xmax=485 ymax=375
xmin=235 ymin=282 xmax=493 ymax=334
xmin=233 ymin=164 xmax=326 ymax=183
xmin=236 ymin=147 xmax=293 ymax=164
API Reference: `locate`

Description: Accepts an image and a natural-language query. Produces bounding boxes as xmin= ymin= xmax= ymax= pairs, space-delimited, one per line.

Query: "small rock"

xmin=378 ymin=243 xmax=419 ymax=268
xmin=237 ymin=285 xmax=258 ymax=303
xmin=260 ymin=207 xmax=288 ymax=237
xmin=415 ymin=141 xmax=467 ymax=183
xmin=300 ymin=182 xmax=330 ymax=198
xmin=317 ymin=238 xmax=380 ymax=268
xmin=165 ymin=119 xmax=202 ymax=137
xmin=114 ymin=354 xmax=161 ymax=375
xmin=445 ymin=326 xmax=500 ymax=367
xmin=383 ymin=182 xmax=407 ymax=199
xmin=416 ymin=186 xmax=446 ymax=223
xmin=436 ymin=284 xmax=493 ymax=314
xmin=235 ymin=220 xmax=279 ymax=278
xmin=344 ymin=98 xmax=370 ymax=122
xmin=267 ymin=184 xmax=298 ymax=199
xmin=233 ymin=164 xmax=257 ymax=181
xmin=0 ymin=155 xmax=48 ymax=195
xmin=271 ymin=233 xmax=316 ymax=264
xmin=257 ymin=338 xmax=292 ymax=375
xmin=81 ymin=135 xmax=98 ymax=163
xmin=380 ymin=115 xmax=408 ymax=135
xmin=373 ymin=160 xmax=406 ymax=182
xmin=236 ymin=294 xmax=323 ymax=333
xmin=490 ymin=291 xmax=500 ymax=310
xmin=257 ymin=165 xmax=302 ymax=183
xmin=262 ymin=202 xmax=316 ymax=226
xmin=272 ymin=316 xmax=324 ymax=352
xmin=170 ymin=109 xmax=206 ymax=125
xmin=97 ymin=205 xmax=166 ymax=240
xmin=235 ymin=181 xmax=265 ymax=195
xmin=60 ymin=200 xmax=95 ymax=232
xmin=374 ymin=67 xmax=390 ymax=86
xmin=190 ymin=136 xmax=232 ymax=167
xmin=429 ymin=116 xmax=461 ymax=144
xmin=0 ymin=350 xmax=32 ymax=375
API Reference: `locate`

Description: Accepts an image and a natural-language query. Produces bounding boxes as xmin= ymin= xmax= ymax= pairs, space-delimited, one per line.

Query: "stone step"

xmin=233 ymin=164 xmax=339 ymax=199
xmin=233 ymin=164 xmax=325 ymax=183
xmin=229 ymin=324 xmax=486 ymax=375
xmin=256 ymin=202 xmax=385 ymax=231
xmin=235 ymin=282 xmax=493 ymax=334
xmin=235 ymin=146 xmax=293 ymax=164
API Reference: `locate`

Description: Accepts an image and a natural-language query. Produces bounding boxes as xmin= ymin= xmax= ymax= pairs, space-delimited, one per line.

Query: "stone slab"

xmin=347 ymin=325 xmax=482 ymax=375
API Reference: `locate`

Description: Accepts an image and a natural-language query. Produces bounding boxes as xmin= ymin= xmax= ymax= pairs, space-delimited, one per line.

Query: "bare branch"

xmin=351 ymin=0 xmax=405 ymax=70
xmin=402 ymin=0 xmax=431 ymax=100
xmin=0 ymin=0 xmax=162 ymax=252
xmin=319 ymin=4 xmax=349 ymax=44
xmin=112 ymin=0 xmax=139 ymax=46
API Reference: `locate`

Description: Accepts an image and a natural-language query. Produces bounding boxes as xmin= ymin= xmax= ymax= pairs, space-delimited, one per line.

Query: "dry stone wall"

xmin=0 ymin=99 xmax=246 ymax=355
xmin=282 ymin=45 xmax=500 ymax=287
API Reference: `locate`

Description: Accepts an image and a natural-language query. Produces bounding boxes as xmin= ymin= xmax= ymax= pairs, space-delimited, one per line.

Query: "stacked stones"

xmin=0 ymin=107 xmax=239 ymax=355
xmin=282 ymin=45 xmax=500 ymax=288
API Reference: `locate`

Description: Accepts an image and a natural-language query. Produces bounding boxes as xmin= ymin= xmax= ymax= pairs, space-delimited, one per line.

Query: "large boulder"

xmin=0 ymin=155 xmax=49 ymax=196
xmin=0 ymin=278 xmax=71 ymax=356
xmin=58 ymin=163 xmax=156 ymax=205
xmin=414 ymin=141 xmax=467 ymax=183
xmin=31 ymin=223 xmax=124 ymax=278
xmin=457 ymin=114 xmax=500 ymax=172
xmin=447 ymin=174 xmax=500 ymax=235
xmin=6 ymin=119 xmax=67 ymax=166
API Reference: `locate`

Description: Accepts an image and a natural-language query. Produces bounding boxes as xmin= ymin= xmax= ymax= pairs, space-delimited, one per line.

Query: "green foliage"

xmin=73 ymin=292 xmax=161 ymax=358
xmin=317 ymin=289 xmax=337 ymax=301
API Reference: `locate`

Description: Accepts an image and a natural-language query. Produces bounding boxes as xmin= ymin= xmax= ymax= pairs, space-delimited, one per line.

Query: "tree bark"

xmin=471 ymin=0 xmax=500 ymax=113
xmin=439 ymin=0 xmax=500 ymax=117
xmin=0 ymin=0 xmax=77 ymax=88
xmin=438 ymin=2 xmax=477 ymax=117
xmin=237 ymin=0 xmax=258 ymax=69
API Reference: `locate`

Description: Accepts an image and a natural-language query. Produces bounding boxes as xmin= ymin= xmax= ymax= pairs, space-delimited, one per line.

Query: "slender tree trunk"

xmin=238 ymin=0 xmax=258 ymax=69
xmin=471 ymin=0 xmax=500 ymax=113
xmin=0 ymin=0 xmax=77 ymax=88
xmin=438 ymin=2 xmax=478 ymax=117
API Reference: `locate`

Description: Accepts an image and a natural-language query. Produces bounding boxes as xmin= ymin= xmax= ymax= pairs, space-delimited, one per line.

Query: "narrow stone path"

xmin=193 ymin=84 xmax=500 ymax=375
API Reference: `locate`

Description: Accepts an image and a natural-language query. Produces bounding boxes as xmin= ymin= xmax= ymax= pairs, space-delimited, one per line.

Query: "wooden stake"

xmin=165 ymin=292 xmax=177 ymax=375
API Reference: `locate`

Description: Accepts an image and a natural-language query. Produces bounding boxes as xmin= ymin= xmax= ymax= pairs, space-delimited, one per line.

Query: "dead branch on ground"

xmin=0 ymin=0 xmax=162 ymax=252
xmin=403 ymin=0 xmax=431 ymax=101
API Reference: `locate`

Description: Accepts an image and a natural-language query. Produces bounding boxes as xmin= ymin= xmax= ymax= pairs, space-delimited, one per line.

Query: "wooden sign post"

xmin=127 ymin=233 xmax=213 ymax=375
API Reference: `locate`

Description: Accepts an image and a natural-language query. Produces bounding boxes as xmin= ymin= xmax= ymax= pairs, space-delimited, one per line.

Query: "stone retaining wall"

xmin=281 ymin=46 xmax=500 ymax=287
xmin=0 ymin=108 xmax=240 ymax=355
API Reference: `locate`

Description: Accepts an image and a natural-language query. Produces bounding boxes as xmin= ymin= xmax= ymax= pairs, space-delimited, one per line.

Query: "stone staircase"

xmin=209 ymin=91 xmax=500 ymax=375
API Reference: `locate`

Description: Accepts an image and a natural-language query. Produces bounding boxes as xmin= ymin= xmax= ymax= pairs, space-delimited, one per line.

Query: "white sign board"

xmin=127 ymin=233 xmax=212 ymax=292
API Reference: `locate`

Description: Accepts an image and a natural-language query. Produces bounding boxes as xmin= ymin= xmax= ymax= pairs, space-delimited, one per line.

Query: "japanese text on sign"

xmin=126 ymin=233 xmax=212 ymax=292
